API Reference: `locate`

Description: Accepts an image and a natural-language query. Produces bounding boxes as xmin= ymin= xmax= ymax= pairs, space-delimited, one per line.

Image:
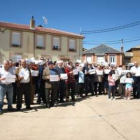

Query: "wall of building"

xmin=0 ymin=28 xmax=83 ymax=62
xmin=130 ymin=49 xmax=140 ymax=64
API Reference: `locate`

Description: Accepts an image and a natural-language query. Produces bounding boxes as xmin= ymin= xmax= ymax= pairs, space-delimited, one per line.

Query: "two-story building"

xmin=0 ymin=17 xmax=84 ymax=62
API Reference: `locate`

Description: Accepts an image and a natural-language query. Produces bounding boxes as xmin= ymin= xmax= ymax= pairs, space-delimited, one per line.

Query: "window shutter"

xmin=37 ymin=35 xmax=44 ymax=47
xmin=12 ymin=32 xmax=21 ymax=45
xmin=69 ymin=39 xmax=75 ymax=49
xmin=53 ymin=37 xmax=60 ymax=49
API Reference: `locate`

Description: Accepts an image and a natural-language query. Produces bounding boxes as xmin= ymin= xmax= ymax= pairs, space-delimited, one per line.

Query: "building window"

xmin=11 ymin=32 xmax=21 ymax=47
xmin=36 ymin=35 xmax=45 ymax=49
xmin=109 ymin=55 xmax=116 ymax=63
xmin=69 ymin=39 xmax=76 ymax=52
xmin=52 ymin=37 xmax=60 ymax=50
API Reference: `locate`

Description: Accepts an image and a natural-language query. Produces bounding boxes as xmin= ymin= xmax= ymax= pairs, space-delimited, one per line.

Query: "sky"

xmin=0 ymin=0 xmax=140 ymax=52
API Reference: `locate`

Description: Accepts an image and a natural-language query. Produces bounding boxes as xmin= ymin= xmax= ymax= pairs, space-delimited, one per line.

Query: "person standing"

xmin=94 ymin=65 xmax=103 ymax=96
xmin=124 ymin=72 xmax=134 ymax=100
xmin=16 ymin=59 xmax=32 ymax=111
xmin=55 ymin=60 xmax=66 ymax=103
xmin=9 ymin=60 xmax=17 ymax=103
xmin=88 ymin=63 xmax=95 ymax=96
xmin=42 ymin=61 xmax=59 ymax=108
xmin=65 ymin=63 xmax=76 ymax=101
xmin=37 ymin=61 xmax=46 ymax=104
xmin=130 ymin=61 xmax=140 ymax=98
xmin=108 ymin=70 xmax=116 ymax=100
xmin=83 ymin=62 xmax=90 ymax=96
xmin=0 ymin=60 xmax=15 ymax=115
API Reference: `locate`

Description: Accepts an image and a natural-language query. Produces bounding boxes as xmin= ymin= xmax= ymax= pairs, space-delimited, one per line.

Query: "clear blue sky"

xmin=0 ymin=0 xmax=140 ymax=51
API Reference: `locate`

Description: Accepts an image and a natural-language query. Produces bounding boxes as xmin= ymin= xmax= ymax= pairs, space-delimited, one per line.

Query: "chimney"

xmin=30 ymin=16 xmax=35 ymax=29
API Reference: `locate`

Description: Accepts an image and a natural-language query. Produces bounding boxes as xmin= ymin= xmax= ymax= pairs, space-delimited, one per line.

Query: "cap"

xmin=48 ymin=61 xmax=53 ymax=65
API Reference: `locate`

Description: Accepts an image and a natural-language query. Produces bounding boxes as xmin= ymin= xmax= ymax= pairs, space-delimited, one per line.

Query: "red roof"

xmin=0 ymin=21 xmax=84 ymax=39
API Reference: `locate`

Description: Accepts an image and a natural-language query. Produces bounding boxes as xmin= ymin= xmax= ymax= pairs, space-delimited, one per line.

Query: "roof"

xmin=0 ymin=21 xmax=84 ymax=39
xmin=126 ymin=45 xmax=140 ymax=52
xmin=83 ymin=44 xmax=122 ymax=55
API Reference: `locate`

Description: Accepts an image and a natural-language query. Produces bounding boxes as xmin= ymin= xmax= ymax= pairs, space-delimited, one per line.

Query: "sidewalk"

xmin=0 ymin=95 xmax=140 ymax=140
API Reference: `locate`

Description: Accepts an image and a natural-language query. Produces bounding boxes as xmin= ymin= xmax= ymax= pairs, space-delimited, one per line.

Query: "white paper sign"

xmin=104 ymin=69 xmax=110 ymax=74
xmin=3 ymin=75 xmax=16 ymax=83
xmin=31 ymin=70 xmax=39 ymax=77
xmin=60 ymin=74 xmax=68 ymax=80
xmin=120 ymin=76 xmax=126 ymax=83
xmin=96 ymin=70 xmax=103 ymax=75
xmin=73 ymin=69 xmax=79 ymax=75
xmin=50 ymin=75 xmax=59 ymax=82
xmin=89 ymin=69 xmax=95 ymax=74
xmin=121 ymin=70 xmax=131 ymax=75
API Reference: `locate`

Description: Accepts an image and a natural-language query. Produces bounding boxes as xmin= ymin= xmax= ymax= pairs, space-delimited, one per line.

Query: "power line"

xmin=82 ymin=20 xmax=140 ymax=34
xmin=83 ymin=37 xmax=140 ymax=45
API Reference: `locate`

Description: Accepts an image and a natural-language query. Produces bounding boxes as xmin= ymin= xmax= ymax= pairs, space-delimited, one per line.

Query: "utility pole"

xmin=121 ymin=39 xmax=124 ymax=52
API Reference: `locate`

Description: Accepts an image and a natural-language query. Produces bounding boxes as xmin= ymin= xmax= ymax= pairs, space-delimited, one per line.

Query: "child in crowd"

xmin=125 ymin=72 xmax=134 ymax=100
xmin=108 ymin=70 xmax=116 ymax=100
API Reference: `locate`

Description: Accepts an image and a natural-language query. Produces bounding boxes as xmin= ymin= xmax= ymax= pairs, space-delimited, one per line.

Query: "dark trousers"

xmin=68 ymin=82 xmax=75 ymax=100
xmin=51 ymin=82 xmax=58 ymax=104
xmin=89 ymin=78 xmax=94 ymax=95
xmin=12 ymin=83 xmax=17 ymax=103
xmin=133 ymin=76 xmax=137 ymax=98
xmin=17 ymin=83 xmax=31 ymax=109
xmin=136 ymin=76 xmax=140 ymax=99
xmin=37 ymin=81 xmax=45 ymax=103
xmin=45 ymin=89 xmax=50 ymax=106
xmin=108 ymin=85 xmax=115 ymax=99
xmin=84 ymin=77 xmax=89 ymax=95
xmin=79 ymin=83 xmax=84 ymax=96
xmin=119 ymin=83 xmax=125 ymax=97
xmin=94 ymin=82 xmax=102 ymax=95
xmin=58 ymin=80 xmax=66 ymax=102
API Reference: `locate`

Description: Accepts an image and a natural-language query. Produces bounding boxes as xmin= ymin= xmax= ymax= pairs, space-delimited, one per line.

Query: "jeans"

xmin=108 ymin=85 xmax=115 ymax=99
xmin=0 ymin=84 xmax=13 ymax=110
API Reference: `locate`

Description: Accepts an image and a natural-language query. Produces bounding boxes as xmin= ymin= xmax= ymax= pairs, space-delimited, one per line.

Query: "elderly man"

xmin=15 ymin=59 xmax=32 ymax=111
xmin=42 ymin=61 xmax=59 ymax=108
xmin=0 ymin=60 xmax=15 ymax=115
xmin=55 ymin=60 xmax=66 ymax=103
xmin=130 ymin=61 xmax=140 ymax=98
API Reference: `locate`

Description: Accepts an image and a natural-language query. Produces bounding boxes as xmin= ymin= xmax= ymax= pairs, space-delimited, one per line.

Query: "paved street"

xmin=0 ymin=95 xmax=140 ymax=140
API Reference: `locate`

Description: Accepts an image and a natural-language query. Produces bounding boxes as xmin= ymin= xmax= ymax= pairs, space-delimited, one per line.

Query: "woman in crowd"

xmin=94 ymin=65 xmax=104 ymax=96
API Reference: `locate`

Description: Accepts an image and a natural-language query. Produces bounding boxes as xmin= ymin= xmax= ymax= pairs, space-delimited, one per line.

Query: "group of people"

xmin=0 ymin=57 xmax=140 ymax=115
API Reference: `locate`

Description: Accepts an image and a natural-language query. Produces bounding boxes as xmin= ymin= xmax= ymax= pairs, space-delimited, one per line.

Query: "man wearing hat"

xmin=42 ymin=61 xmax=59 ymax=108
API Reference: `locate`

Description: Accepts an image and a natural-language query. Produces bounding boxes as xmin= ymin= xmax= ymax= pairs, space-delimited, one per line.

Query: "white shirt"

xmin=19 ymin=67 xmax=30 ymax=83
xmin=130 ymin=66 xmax=140 ymax=76
xmin=0 ymin=68 xmax=15 ymax=84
